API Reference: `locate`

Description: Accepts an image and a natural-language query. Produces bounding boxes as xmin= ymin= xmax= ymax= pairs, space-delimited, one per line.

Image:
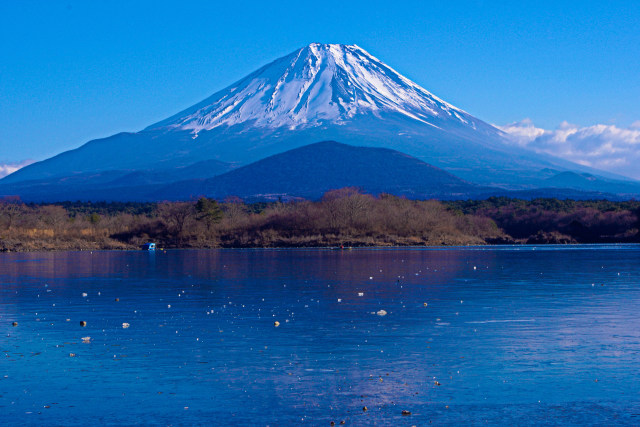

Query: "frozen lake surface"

xmin=2 ymin=246 xmax=640 ymax=425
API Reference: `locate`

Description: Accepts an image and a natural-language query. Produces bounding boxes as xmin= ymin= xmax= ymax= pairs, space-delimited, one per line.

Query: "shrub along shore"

xmin=0 ymin=188 xmax=639 ymax=252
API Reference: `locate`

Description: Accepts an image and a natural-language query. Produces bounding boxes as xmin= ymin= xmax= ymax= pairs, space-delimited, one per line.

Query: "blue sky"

xmin=1 ymin=1 xmax=639 ymax=174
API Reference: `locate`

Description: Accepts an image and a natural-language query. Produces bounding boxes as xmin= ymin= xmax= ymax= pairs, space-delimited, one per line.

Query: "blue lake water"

xmin=1 ymin=246 xmax=640 ymax=425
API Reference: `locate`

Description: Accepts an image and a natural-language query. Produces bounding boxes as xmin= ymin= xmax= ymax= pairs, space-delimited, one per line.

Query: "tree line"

xmin=0 ymin=190 xmax=638 ymax=251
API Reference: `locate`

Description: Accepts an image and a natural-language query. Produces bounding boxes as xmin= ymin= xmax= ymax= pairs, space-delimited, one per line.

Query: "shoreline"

xmin=1 ymin=195 xmax=638 ymax=252
xmin=2 ymin=241 xmax=639 ymax=254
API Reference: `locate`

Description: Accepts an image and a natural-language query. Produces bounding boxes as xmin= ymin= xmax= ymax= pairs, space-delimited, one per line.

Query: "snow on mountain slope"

xmin=4 ymin=43 xmax=637 ymax=195
xmin=149 ymin=43 xmax=481 ymax=134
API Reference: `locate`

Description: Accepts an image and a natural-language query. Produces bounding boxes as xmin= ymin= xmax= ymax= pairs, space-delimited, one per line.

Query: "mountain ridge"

xmin=146 ymin=43 xmax=480 ymax=133
xmin=154 ymin=140 xmax=482 ymax=201
xmin=3 ymin=43 xmax=639 ymax=198
xmin=0 ymin=141 xmax=629 ymax=202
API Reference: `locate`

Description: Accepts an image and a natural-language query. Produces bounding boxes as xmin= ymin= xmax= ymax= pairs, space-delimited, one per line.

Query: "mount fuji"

xmin=2 ymin=43 xmax=639 ymax=201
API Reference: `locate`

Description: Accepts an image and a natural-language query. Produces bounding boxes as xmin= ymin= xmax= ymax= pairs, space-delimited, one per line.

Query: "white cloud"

xmin=497 ymin=118 xmax=546 ymax=146
xmin=498 ymin=119 xmax=640 ymax=180
xmin=0 ymin=160 xmax=35 ymax=178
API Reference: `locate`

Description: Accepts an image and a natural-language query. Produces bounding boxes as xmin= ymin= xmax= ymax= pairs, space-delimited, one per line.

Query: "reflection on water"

xmin=1 ymin=246 xmax=639 ymax=425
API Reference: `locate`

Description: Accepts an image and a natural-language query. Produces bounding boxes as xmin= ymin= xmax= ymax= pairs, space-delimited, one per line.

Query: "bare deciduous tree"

xmin=157 ymin=202 xmax=196 ymax=239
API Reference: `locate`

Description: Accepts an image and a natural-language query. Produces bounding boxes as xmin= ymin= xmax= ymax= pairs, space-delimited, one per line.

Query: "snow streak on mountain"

xmin=150 ymin=43 xmax=482 ymax=134
xmin=5 ymin=42 xmax=636 ymax=200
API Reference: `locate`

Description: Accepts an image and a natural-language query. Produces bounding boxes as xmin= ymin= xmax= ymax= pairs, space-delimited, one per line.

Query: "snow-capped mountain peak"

xmin=7 ymin=43 xmax=634 ymax=199
xmin=150 ymin=43 xmax=476 ymax=133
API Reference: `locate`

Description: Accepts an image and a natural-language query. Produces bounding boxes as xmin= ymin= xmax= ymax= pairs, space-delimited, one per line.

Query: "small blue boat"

xmin=142 ymin=242 xmax=156 ymax=251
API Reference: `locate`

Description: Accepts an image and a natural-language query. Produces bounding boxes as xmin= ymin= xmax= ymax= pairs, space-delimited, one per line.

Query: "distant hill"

xmin=104 ymin=159 xmax=235 ymax=187
xmin=0 ymin=159 xmax=235 ymax=202
xmin=544 ymin=171 xmax=640 ymax=195
xmin=154 ymin=141 xmax=482 ymax=201
xmin=0 ymin=141 xmax=634 ymax=202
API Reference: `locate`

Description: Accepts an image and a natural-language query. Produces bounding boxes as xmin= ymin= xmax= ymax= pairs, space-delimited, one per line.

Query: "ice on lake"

xmin=1 ymin=246 xmax=640 ymax=425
